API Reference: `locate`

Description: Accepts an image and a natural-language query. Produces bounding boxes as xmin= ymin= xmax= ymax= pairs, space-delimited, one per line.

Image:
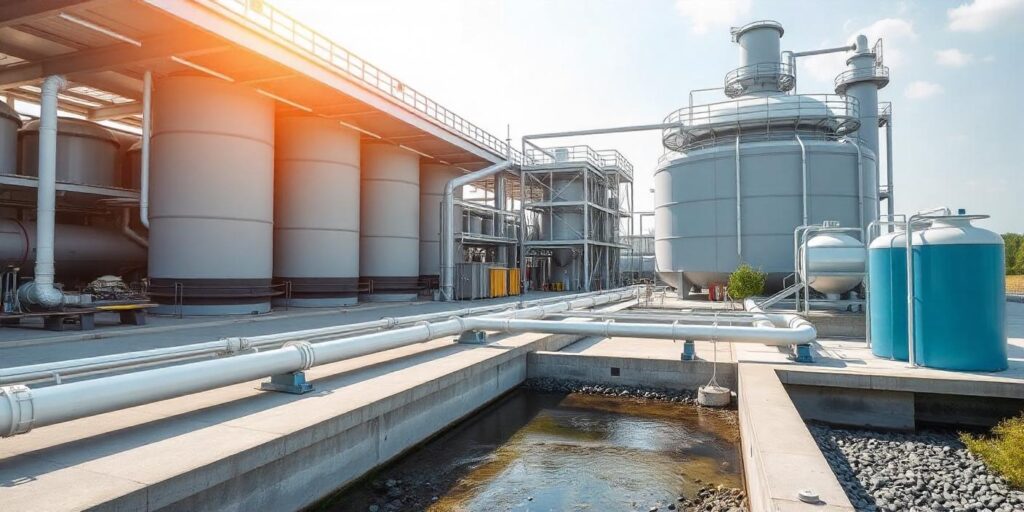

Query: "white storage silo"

xmin=274 ymin=116 xmax=361 ymax=306
xmin=360 ymin=143 xmax=420 ymax=301
xmin=419 ymin=163 xmax=462 ymax=282
xmin=148 ymin=75 xmax=275 ymax=315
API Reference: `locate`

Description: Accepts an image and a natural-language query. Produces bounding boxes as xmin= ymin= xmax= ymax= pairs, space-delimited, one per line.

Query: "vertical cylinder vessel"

xmin=148 ymin=75 xmax=275 ymax=315
xmin=0 ymin=101 xmax=21 ymax=175
xmin=19 ymin=118 xmax=120 ymax=187
xmin=360 ymin=143 xmax=420 ymax=301
xmin=868 ymin=228 xmax=909 ymax=360
xmin=274 ymin=116 xmax=360 ymax=306
xmin=419 ymin=163 xmax=462 ymax=283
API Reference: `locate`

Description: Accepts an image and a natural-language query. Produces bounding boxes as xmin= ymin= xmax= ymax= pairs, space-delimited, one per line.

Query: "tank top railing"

xmin=204 ymin=0 xmax=520 ymax=164
xmin=662 ymin=94 xmax=860 ymax=152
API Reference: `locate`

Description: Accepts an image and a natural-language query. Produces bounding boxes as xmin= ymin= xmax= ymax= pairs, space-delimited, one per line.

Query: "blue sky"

xmin=271 ymin=0 xmax=1023 ymax=233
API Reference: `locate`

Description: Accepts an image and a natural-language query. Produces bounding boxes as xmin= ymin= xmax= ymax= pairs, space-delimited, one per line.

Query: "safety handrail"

xmin=724 ymin=62 xmax=796 ymax=97
xmin=207 ymin=0 xmax=520 ymax=163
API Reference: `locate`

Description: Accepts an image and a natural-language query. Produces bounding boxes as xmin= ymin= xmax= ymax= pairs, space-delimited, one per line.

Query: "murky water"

xmin=317 ymin=389 xmax=742 ymax=512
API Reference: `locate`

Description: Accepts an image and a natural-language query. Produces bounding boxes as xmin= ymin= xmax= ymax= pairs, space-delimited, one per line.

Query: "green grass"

xmin=961 ymin=414 xmax=1024 ymax=489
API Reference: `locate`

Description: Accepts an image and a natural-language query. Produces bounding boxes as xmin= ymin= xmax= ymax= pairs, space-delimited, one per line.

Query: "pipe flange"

xmin=282 ymin=341 xmax=316 ymax=370
xmin=384 ymin=317 xmax=399 ymax=329
xmin=221 ymin=337 xmax=251 ymax=355
xmin=603 ymin=319 xmax=615 ymax=337
xmin=415 ymin=321 xmax=434 ymax=340
xmin=1 ymin=385 xmax=34 ymax=437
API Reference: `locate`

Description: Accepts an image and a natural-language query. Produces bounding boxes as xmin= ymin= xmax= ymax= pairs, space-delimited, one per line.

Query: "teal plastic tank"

xmin=868 ymin=214 xmax=1006 ymax=370
xmin=868 ymin=229 xmax=908 ymax=360
xmin=912 ymin=216 xmax=1006 ymax=371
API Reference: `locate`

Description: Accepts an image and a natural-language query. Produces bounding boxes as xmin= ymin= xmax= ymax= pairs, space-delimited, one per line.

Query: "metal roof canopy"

xmin=0 ymin=0 xmax=509 ymax=170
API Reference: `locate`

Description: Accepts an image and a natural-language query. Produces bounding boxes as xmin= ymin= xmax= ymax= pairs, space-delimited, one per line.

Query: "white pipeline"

xmin=139 ymin=70 xmax=152 ymax=228
xmin=17 ymin=75 xmax=67 ymax=309
xmin=0 ymin=289 xmax=622 ymax=386
xmin=0 ymin=289 xmax=637 ymax=436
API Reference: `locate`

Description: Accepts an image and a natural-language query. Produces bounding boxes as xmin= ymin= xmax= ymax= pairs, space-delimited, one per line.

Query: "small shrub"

xmin=727 ymin=264 xmax=766 ymax=300
xmin=961 ymin=414 xmax=1024 ymax=489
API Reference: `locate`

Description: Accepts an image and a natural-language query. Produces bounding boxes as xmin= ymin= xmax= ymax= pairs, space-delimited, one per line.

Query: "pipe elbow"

xmin=17 ymin=281 xmax=64 ymax=309
xmin=41 ymin=75 xmax=68 ymax=95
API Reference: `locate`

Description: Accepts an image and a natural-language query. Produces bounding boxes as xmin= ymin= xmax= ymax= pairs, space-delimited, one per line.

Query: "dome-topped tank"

xmin=869 ymin=213 xmax=1006 ymax=371
xmin=655 ymin=20 xmax=880 ymax=293
xmin=801 ymin=230 xmax=865 ymax=297
xmin=0 ymin=101 xmax=21 ymax=175
xmin=18 ymin=118 xmax=120 ymax=187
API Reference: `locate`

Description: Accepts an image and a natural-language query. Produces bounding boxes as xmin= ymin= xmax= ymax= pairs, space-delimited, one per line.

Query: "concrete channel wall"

xmin=528 ymin=351 xmax=738 ymax=391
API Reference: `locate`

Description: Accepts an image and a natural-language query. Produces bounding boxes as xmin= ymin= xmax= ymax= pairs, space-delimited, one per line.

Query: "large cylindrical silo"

xmin=0 ymin=101 xmax=21 ymax=175
xmin=148 ymin=75 xmax=275 ymax=315
xmin=274 ymin=116 xmax=361 ymax=306
xmin=360 ymin=143 xmax=420 ymax=301
xmin=419 ymin=163 xmax=462 ymax=281
xmin=18 ymin=118 xmax=120 ymax=187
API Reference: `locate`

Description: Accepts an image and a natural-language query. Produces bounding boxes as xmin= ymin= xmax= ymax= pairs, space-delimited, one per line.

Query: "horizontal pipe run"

xmin=0 ymin=289 xmax=638 ymax=436
xmin=0 ymin=289 xmax=626 ymax=386
xmin=463 ymin=318 xmax=816 ymax=345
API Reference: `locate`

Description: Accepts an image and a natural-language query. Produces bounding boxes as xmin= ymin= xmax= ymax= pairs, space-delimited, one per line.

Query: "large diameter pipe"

xmin=795 ymin=134 xmax=808 ymax=226
xmin=0 ymin=288 xmax=637 ymax=436
xmin=0 ymin=288 xmax=623 ymax=386
xmin=17 ymin=75 xmax=67 ymax=309
xmin=441 ymin=160 xmax=511 ymax=300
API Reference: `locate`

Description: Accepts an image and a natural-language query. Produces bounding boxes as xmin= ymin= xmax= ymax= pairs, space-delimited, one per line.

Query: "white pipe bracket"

xmin=283 ymin=341 xmax=316 ymax=370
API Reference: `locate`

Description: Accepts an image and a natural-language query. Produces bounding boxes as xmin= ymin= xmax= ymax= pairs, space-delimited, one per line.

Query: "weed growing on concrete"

xmin=961 ymin=414 xmax=1024 ymax=489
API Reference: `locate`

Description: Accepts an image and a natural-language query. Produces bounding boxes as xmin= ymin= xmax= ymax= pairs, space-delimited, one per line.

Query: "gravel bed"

xmin=810 ymin=424 xmax=1024 ymax=512
xmin=522 ymin=377 xmax=702 ymax=405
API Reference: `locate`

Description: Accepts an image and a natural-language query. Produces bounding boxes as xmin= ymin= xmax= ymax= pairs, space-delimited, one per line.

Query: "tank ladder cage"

xmin=864 ymin=214 xmax=908 ymax=350
xmin=902 ymin=209 xmax=990 ymax=368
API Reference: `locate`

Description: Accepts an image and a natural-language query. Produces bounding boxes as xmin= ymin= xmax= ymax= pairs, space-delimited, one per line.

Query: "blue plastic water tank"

xmin=869 ymin=214 xmax=1006 ymax=370
xmin=868 ymin=229 xmax=908 ymax=360
xmin=912 ymin=216 xmax=1006 ymax=371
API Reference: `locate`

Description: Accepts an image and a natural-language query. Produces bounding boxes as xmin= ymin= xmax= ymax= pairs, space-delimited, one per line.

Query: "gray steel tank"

xmin=274 ymin=116 xmax=361 ymax=307
xmin=540 ymin=174 xmax=585 ymax=268
xmin=0 ymin=101 xmax=21 ymax=175
xmin=0 ymin=219 xmax=146 ymax=283
xmin=148 ymin=75 xmax=275 ymax=315
xmin=360 ymin=143 xmax=420 ymax=301
xmin=655 ymin=21 xmax=879 ymax=293
xmin=18 ymin=118 xmax=120 ymax=187
xmin=419 ymin=163 xmax=462 ymax=281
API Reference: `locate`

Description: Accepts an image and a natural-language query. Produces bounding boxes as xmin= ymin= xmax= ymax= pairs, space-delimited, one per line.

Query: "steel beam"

xmin=0 ymin=0 xmax=96 ymax=28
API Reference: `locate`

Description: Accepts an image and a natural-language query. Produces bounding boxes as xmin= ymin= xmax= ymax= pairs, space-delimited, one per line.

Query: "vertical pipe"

xmin=905 ymin=217 xmax=916 ymax=367
xmin=583 ymin=168 xmax=590 ymax=291
xmin=885 ymin=120 xmax=894 ymax=227
xmin=848 ymin=139 xmax=865 ymax=230
xmin=519 ymin=167 xmax=527 ymax=299
xmin=495 ymin=174 xmax=506 ymax=266
xmin=19 ymin=75 xmax=66 ymax=309
xmin=139 ymin=71 xmax=152 ymax=228
xmin=795 ymin=134 xmax=807 ymax=225
xmin=735 ymin=136 xmax=742 ymax=258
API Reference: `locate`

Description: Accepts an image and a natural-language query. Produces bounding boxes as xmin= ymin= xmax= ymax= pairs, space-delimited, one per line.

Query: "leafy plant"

xmin=727 ymin=264 xmax=766 ymax=300
xmin=961 ymin=414 xmax=1024 ymax=489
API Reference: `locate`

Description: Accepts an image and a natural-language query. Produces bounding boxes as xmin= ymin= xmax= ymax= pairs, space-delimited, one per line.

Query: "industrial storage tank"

xmin=0 ymin=101 xmax=21 ymax=175
xmin=0 ymin=219 xmax=147 ymax=283
xmin=147 ymin=75 xmax=275 ymax=315
xmin=655 ymin=21 xmax=881 ymax=293
xmin=868 ymin=227 xmax=908 ymax=360
xmin=540 ymin=173 xmax=586 ymax=283
xmin=18 ymin=118 xmax=120 ymax=187
xmin=360 ymin=143 xmax=420 ymax=301
xmin=868 ymin=213 xmax=1006 ymax=371
xmin=274 ymin=116 xmax=360 ymax=306
xmin=420 ymin=163 xmax=462 ymax=282
xmin=801 ymin=230 xmax=865 ymax=297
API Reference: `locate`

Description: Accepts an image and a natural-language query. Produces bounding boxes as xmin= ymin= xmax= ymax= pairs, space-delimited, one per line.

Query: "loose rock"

xmin=809 ymin=424 xmax=1024 ymax=512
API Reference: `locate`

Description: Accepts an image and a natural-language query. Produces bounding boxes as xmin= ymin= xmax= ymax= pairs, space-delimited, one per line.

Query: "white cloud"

xmin=800 ymin=18 xmax=916 ymax=85
xmin=674 ymin=0 xmax=752 ymax=35
xmin=935 ymin=48 xmax=974 ymax=67
xmin=904 ymin=81 xmax=944 ymax=99
xmin=948 ymin=0 xmax=1024 ymax=31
